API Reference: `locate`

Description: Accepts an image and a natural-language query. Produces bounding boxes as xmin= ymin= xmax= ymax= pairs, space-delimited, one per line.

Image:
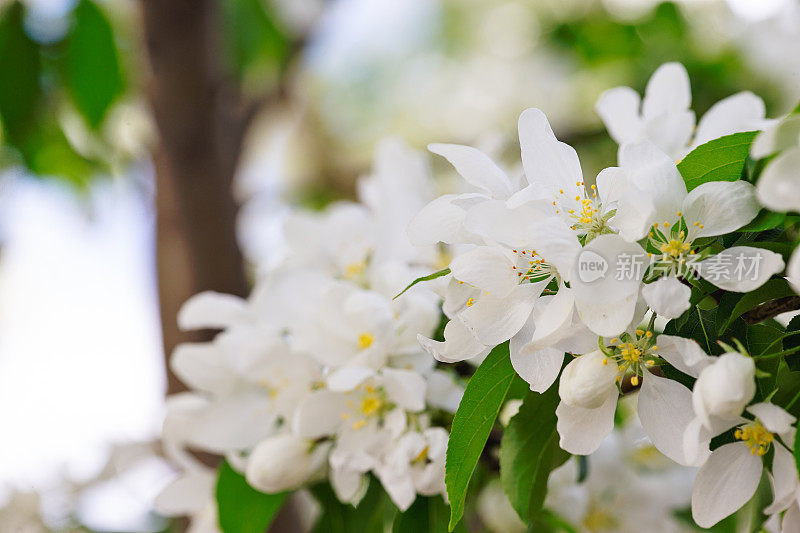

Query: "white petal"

xmin=642 ymin=62 xmax=692 ymax=120
xmin=595 ymin=86 xmax=643 ymax=144
xmin=757 ymin=147 xmax=800 ymax=213
xmin=789 ymin=248 xmax=800 ymax=295
xmin=595 ymin=166 xmax=627 ymax=206
xmin=425 ymin=370 xmax=464 ymax=413
xmin=655 ymin=334 xmax=714 ymax=378
xmin=555 ymin=387 xmax=618 ymax=455
xmin=450 ymin=246 xmax=518 ymax=298
xmin=765 ymin=444 xmax=800 ymax=515
xmin=682 ymin=417 xmax=713 ymax=467
xmin=782 ymin=503 xmax=800 ymax=533
xmin=518 ymin=108 xmax=583 ymax=198
xmin=525 ymin=217 xmax=582 ymax=277
xmin=459 ymin=282 xmax=544 ymax=345
xmin=380 ymin=368 xmax=427 ymax=412
xmin=178 ymin=291 xmax=249 ymax=330
xmin=697 ymin=246 xmax=785 ymax=292
xmin=528 ymin=285 xmax=574 ymax=349
xmin=683 ymin=180 xmax=760 ymax=238
xmin=642 ymin=276 xmax=691 ymax=319
xmin=691 ymin=443 xmax=763 ymax=528
xmin=327 ymin=366 xmax=376 ymax=392
xmin=638 ymin=371 xmax=699 ymax=466
xmin=746 ymin=403 xmax=796 ymax=435
xmin=619 ymin=140 xmax=686 ymax=225
xmin=170 ymin=343 xmax=236 ymax=394
xmin=417 ymin=321 xmax=490 ymax=364
xmin=407 ymin=194 xmax=470 ymax=246
xmin=692 ymin=92 xmax=764 ymax=148
xmin=428 ymin=144 xmax=513 ymax=198
xmin=155 ymin=471 xmax=215 ymax=515
xmin=293 ymin=391 xmax=349 ymax=438
xmin=187 ymin=394 xmax=277 ymax=452
xmin=510 ymin=345 xmax=564 ymax=393
xmin=645 ymin=110 xmax=696 ymax=160
xmin=462 ymin=200 xmax=548 ymax=248
xmin=571 ymin=234 xmax=645 ymax=336
xmin=751 ymin=115 xmax=800 ymax=159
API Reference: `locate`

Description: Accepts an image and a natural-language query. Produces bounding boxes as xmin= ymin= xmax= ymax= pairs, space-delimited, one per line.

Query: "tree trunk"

xmin=141 ymin=0 xmax=249 ymax=394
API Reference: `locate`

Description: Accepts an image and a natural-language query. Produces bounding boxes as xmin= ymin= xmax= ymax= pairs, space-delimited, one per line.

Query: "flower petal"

xmin=638 ymin=371 xmax=700 ymax=466
xmin=642 ymin=276 xmax=691 ymax=319
xmin=655 ymin=334 xmax=714 ymax=378
xmin=642 ymin=62 xmax=691 ymax=120
xmin=756 ymin=147 xmax=800 ymax=214
xmin=751 ymin=115 xmax=800 ymax=159
xmin=428 ymin=144 xmax=513 ymax=198
xmin=293 ymin=391 xmax=349 ymax=439
xmin=518 ymin=108 xmax=583 ymax=199
xmin=765 ymin=444 xmax=800 ymax=515
xmin=459 ymin=282 xmax=544 ymax=345
xmin=327 ymin=366 xmax=376 ymax=392
xmin=407 ymin=194 xmax=471 ymax=246
xmin=510 ymin=321 xmax=565 ymax=393
xmin=696 ymin=246 xmax=785 ymax=292
xmin=746 ymin=403 xmax=796 ymax=436
xmin=691 ymin=443 xmax=762 ymax=528
xmin=380 ymin=368 xmax=427 ymax=412
xmin=178 ymin=291 xmax=249 ymax=330
xmin=555 ymin=387 xmax=618 ymax=455
xmin=462 ymin=199 xmax=549 ymax=248
xmin=692 ymin=91 xmax=765 ymax=148
xmin=450 ymin=246 xmax=518 ymax=298
xmin=682 ymin=180 xmax=760 ymax=238
xmin=417 ymin=320 xmax=490 ymax=363
xmin=595 ymin=86 xmax=643 ymax=144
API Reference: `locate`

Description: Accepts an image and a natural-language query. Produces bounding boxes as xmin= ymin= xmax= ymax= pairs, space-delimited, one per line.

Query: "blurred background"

xmin=0 ymin=0 xmax=798 ymax=530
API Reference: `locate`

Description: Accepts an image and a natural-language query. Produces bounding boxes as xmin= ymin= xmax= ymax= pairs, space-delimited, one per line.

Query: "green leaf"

xmin=311 ymin=477 xmax=397 ymax=533
xmin=65 ymin=0 xmax=123 ymax=127
xmin=392 ymin=496 xmax=464 ymax=533
xmin=738 ymin=210 xmax=786 ymax=232
xmin=0 ymin=2 xmax=41 ymax=143
xmin=215 ymin=460 xmax=287 ymax=533
xmin=677 ymin=131 xmax=758 ymax=191
xmin=716 ymin=278 xmax=796 ymax=334
xmin=221 ymin=0 xmax=289 ymax=84
xmin=499 ymin=386 xmax=568 ymax=523
xmin=394 ymin=268 xmax=450 ymax=300
xmin=445 ymin=342 xmax=516 ymax=530
xmin=785 ymin=316 xmax=800 ymax=371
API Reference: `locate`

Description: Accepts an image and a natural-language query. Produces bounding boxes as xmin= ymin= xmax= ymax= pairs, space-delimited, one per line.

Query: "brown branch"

xmin=742 ymin=296 xmax=800 ymax=325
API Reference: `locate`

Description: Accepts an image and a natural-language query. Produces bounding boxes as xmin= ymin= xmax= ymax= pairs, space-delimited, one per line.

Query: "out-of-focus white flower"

xmin=246 ymin=434 xmax=330 ymax=493
xmin=477 ymin=479 xmax=527 ymax=533
xmin=596 ymin=62 xmax=766 ymax=160
xmin=375 ymin=428 xmax=448 ymax=511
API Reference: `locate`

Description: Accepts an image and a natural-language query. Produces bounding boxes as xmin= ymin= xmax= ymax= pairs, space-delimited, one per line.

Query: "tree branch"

xmin=742 ymin=296 xmax=800 ymax=325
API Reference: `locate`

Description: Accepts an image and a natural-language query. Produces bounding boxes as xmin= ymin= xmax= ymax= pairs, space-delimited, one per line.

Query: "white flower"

xmin=559 ymin=350 xmax=618 ymax=409
xmin=691 ymin=403 xmax=796 ymax=527
xmin=596 ymin=62 xmax=765 ymax=160
xmin=692 ymin=352 xmax=756 ymax=429
xmin=606 ymin=140 xmax=783 ymax=313
xmin=557 ymin=332 xmax=706 ymax=464
xmin=375 ymin=428 xmax=448 ymax=511
xmin=245 ymin=434 xmax=330 ymax=493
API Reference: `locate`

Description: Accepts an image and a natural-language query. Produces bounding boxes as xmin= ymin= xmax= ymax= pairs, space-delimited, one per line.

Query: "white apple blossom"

xmin=596 ymin=62 xmax=766 ymax=160
xmin=691 ymin=403 xmax=796 ymax=527
xmin=605 ymin=140 xmax=783 ymax=317
xmin=245 ymin=434 xmax=330 ymax=493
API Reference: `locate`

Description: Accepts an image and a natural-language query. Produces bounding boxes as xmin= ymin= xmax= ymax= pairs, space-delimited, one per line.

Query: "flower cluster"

xmin=161 ymin=62 xmax=800 ymax=531
xmin=157 ymin=140 xmax=463 ymax=525
xmin=409 ymin=63 xmax=796 ymax=528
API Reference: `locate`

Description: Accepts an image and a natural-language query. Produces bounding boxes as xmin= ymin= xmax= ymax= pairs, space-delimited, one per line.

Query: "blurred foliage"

xmin=0 ymin=0 xmax=125 ymax=188
xmin=548 ymin=3 xmax=781 ymax=115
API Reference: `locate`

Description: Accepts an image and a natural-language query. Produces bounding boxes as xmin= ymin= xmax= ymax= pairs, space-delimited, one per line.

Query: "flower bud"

xmin=692 ymin=352 xmax=755 ymax=427
xmin=245 ymin=434 xmax=329 ymax=493
xmin=558 ymin=350 xmax=618 ymax=409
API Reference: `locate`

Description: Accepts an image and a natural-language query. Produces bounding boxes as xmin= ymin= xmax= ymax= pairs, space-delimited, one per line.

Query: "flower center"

xmin=735 ymin=421 xmax=773 ymax=456
xmin=358 ymin=333 xmax=374 ymax=349
xmin=344 ymin=260 xmax=367 ymax=279
xmin=511 ymin=249 xmax=557 ymax=284
xmin=582 ymin=502 xmax=618 ymax=531
xmin=603 ymin=329 xmax=657 ymax=386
